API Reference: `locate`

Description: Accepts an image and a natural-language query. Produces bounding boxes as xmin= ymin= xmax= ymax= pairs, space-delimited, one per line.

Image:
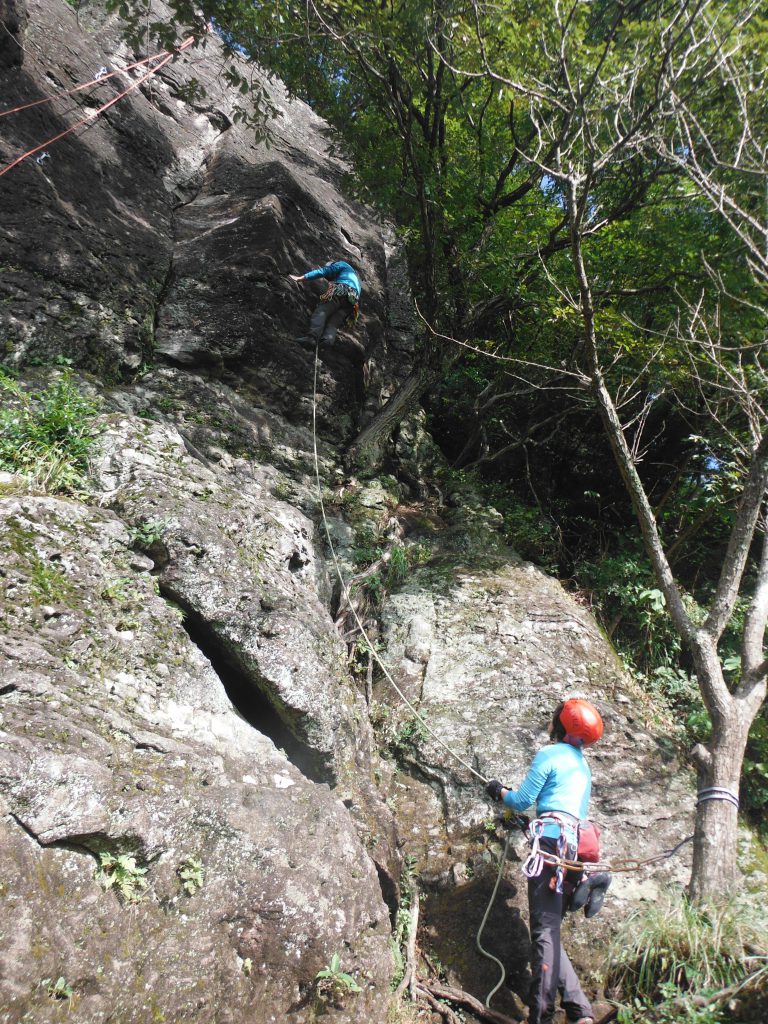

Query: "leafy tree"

xmin=438 ymin=0 xmax=767 ymax=902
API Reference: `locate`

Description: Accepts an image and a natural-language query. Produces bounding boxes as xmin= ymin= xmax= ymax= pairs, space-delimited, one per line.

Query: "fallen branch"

xmin=418 ymin=979 xmax=524 ymax=1023
xmin=414 ymin=984 xmax=464 ymax=1024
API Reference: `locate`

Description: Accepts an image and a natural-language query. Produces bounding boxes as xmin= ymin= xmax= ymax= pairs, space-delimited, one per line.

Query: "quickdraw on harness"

xmin=320 ymin=282 xmax=361 ymax=323
xmin=523 ymin=812 xmax=581 ymax=893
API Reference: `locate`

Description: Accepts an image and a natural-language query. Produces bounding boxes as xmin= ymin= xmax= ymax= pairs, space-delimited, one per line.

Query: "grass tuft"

xmin=604 ymin=892 xmax=768 ymax=1023
xmin=0 ymin=369 xmax=100 ymax=494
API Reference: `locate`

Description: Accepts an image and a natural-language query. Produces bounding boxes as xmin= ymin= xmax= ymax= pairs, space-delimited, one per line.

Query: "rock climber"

xmin=289 ymin=259 xmax=361 ymax=351
xmin=486 ymin=698 xmax=610 ymax=1024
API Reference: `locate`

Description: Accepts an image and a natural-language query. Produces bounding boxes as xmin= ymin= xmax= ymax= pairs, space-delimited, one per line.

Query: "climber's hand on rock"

xmin=486 ymin=779 xmax=504 ymax=802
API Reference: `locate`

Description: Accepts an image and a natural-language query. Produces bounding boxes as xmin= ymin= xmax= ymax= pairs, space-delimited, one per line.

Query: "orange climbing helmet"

xmin=558 ymin=698 xmax=603 ymax=746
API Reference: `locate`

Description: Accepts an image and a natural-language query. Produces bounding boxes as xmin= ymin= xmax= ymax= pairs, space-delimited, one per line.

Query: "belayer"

xmin=486 ymin=698 xmax=611 ymax=1024
xmin=289 ymin=259 xmax=362 ymax=351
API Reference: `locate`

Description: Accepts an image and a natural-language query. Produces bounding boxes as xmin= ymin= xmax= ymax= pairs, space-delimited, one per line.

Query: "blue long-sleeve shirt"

xmin=303 ymin=260 xmax=361 ymax=296
xmin=502 ymin=742 xmax=591 ymax=838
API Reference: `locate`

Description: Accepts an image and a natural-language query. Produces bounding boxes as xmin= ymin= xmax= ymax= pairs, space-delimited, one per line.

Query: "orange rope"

xmin=0 ymin=36 xmax=195 ymax=179
xmin=0 ymin=47 xmax=179 ymax=119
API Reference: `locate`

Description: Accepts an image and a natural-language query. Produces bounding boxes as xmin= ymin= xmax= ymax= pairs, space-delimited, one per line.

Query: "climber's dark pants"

xmin=308 ymin=296 xmax=351 ymax=345
xmin=527 ymin=840 xmax=593 ymax=1024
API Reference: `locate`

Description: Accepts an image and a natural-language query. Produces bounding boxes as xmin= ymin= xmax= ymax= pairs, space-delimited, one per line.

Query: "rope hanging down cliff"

xmin=0 ymin=36 xmax=196 ymax=179
xmin=310 ymin=347 xmax=488 ymax=785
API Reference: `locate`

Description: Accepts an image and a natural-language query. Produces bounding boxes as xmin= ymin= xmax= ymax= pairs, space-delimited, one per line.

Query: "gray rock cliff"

xmin=0 ymin=2 xmax=705 ymax=1022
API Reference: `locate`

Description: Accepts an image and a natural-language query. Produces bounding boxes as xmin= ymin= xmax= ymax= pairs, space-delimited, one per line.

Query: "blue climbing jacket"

xmin=303 ymin=260 xmax=361 ymax=297
xmin=502 ymin=742 xmax=591 ymax=839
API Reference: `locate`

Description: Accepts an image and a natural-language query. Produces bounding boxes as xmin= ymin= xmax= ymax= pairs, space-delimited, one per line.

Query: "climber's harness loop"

xmin=522 ymin=818 xmax=546 ymax=879
xmin=319 ymin=282 xmax=361 ymax=322
xmin=523 ymin=812 xmax=582 ymax=892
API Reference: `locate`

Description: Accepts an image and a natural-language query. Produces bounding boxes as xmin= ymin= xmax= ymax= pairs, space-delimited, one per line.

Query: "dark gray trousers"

xmin=308 ymin=296 xmax=350 ymax=345
xmin=527 ymin=841 xmax=593 ymax=1024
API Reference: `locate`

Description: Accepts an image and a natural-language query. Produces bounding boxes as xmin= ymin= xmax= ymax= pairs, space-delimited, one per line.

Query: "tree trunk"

xmin=689 ymin=725 xmax=747 ymax=904
xmin=347 ymin=364 xmax=438 ymax=468
xmin=348 ymin=342 xmax=456 ymax=468
xmin=686 ymin=625 xmax=767 ymax=902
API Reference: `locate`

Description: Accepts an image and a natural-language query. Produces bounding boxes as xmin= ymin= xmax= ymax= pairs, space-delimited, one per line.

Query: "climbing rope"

xmin=0 ymin=46 xmax=182 ymax=120
xmin=526 ymin=831 xmax=695 ymax=876
xmin=476 ymin=830 xmax=514 ymax=1006
xmin=310 ymin=344 xmax=489 ymax=785
xmin=0 ymin=36 xmax=196 ymax=178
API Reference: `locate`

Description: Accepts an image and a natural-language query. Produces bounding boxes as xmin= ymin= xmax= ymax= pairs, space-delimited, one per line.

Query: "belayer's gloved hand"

xmin=486 ymin=779 xmax=504 ymax=802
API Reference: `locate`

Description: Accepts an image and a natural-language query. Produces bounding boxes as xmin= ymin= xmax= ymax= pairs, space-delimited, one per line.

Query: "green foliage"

xmin=744 ymin=711 xmax=768 ymax=831
xmin=577 ymin=551 xmax=693 ymax=677
xmin=0 ymin=369 xmax=100 ymax=494
xmin=391 ymin=716 xmax=429 ymax=759
xmin=129 ymin=518 xmax=167 ymax=549
xmin=391 ymin=855 xmax=418 ymax=991
xmin=101 ymin=575 xmax=140 ymax=604
xmin=387 ymin=544 xmax=409 ymax=588
xmin=95 ymin=851 xmax=148 ymax=904
xmin=352 ymin=541 xmax=382 ymax=568
xmin=315 ymin=952 xmax=362 ymax=1001
xmin=479 ymin=483 xmax=561 ymax=570
xmin=606 ymin=893 xmax=767 ymax=1023
xmin=28 ymin=557 xmax=71 ymax=605
xmin=41 ymin=976 xmax=74 ymax=1001
xmin=177 ymin=857 xmax=204 ymax=895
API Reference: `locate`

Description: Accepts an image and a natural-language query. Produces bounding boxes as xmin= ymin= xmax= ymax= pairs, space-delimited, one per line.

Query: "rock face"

xmin=0 ymin=495 xmax=392 ymax=1024
xmin=0 ymin=0 xmax=411 ymax=439
xmin=0 ymin=2 xmax=707 ymax=1023
xmin=0 ymin=0 xmax=26 ymax=68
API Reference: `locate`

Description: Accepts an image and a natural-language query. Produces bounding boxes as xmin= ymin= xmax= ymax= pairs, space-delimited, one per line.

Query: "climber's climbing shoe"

xmin=585 ymin=873 xmax=611 ymax=918
xmin=571 ymin=872 xmax=611 ymax=917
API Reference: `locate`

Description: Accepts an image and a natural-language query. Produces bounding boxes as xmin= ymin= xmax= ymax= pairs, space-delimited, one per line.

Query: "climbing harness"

xmin=319 ymin=283 xmax=360 ymax=323
xmin=523 ymin=814 xmax=578 ymax=893
xmin=0 ymin=36 xmax=196 ymax=178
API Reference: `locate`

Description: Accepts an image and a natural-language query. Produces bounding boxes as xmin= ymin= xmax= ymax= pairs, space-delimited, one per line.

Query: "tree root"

xmin=393 ymin=886 xmax=420 ymax=1002
xmin=414 ymin=984 xmax=464 ymax=1024
xmin=416 ymin=979 xmax=524 ymax=1023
